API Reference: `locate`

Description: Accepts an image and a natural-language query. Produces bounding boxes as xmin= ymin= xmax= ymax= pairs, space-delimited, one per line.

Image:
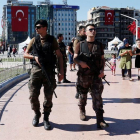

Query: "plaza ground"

xmin=0 ymin=59 xmax=140 ymax=140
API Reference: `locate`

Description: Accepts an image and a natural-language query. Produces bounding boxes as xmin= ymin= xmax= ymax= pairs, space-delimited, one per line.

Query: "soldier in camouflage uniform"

xmin=74 ymin=26 xmax=86 ymax=99
xmin=74 ymin=24 xmax=109 ymax=129
xmin=57 ymin=34 xmax=71 ymax=83
xmin=24 ymin=20 xmax=64 ymax=130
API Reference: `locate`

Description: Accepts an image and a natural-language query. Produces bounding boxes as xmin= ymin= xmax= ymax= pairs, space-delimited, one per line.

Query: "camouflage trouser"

xmin=28 ymin=65 xmax=56 ymax=113
xmin=77 ymin=74 xmax=104 ymax=113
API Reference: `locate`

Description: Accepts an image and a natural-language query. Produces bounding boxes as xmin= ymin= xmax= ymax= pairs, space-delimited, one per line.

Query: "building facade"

xmin=36 ymin=1 xmax=53 ymax=35
xmin=2 ymin=0 xmax=36 ymax=46
xmin=90 ymin=6 xmax=134 ymax=48
xmin=2 ymin=0 xmax=79 ymax=48
xmin=53 ymin=5 xmax=79 ymax=45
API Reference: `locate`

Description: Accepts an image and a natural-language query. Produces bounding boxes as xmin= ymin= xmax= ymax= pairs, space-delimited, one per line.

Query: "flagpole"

xmin=121 ymin=14 xmax=138 ymax=41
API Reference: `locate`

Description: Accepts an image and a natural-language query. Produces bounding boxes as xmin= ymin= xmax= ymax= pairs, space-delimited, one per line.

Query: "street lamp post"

xmin=121 ymin=14 xmax=138 ymax=41
xmin=50 ymin=18 xmax=55 ymax=35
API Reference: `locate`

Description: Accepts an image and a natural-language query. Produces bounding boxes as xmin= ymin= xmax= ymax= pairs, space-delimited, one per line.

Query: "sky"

xmin=0 ymin=0 xmax=140 ymax=34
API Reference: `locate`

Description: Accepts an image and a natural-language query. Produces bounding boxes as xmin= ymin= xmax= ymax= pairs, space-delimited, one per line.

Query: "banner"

xmin=11 ymin=6 xmax=28 ymax=32
xmin=105 ymin=10 xmax=114 ymax=25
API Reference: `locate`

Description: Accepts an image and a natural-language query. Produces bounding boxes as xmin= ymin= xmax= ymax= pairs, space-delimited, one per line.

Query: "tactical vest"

xmin=76 ymin=35 xmax=86 ymax=42
xmin=31 ymin=35 xmax=56 ymax=72
xmin=79 ymin=40 xmax=102 ymax=74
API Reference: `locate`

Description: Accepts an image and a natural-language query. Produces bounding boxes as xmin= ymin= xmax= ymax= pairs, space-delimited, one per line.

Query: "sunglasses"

xmin=35 ymin=26 xmax=44 ymax=29
xmin=88 ymin=28 xmax=96 ymax=32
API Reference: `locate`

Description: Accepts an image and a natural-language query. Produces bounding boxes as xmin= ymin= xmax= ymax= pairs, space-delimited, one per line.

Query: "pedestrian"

xmin=119 ymin=39 xmax=133 ymax=81
xmin=12 ymin=46 xmax=17 ymax=57
xmin=117 ymin=38 xmax=126 ymax=60
xmin=7 ymin=45 xmax=11 ymax=57
xmin=132 ymin=38 xmax=140 ymax=80
xmin=23 ymin=45 xmax=27 ymax=52
xmin=117 ymin=38 xmax=128 ymax=76
xmin=57 ymin=33 xmax=71 ymax=83
xmin=74 ymin=24 xmax=109 ymax=129
xmin=23 ymin=19 xmax=64 ymax=130
xmin=1 ymin=45 xmax=4 ymax=54
xmin=109 ymin=53 xmax=117 ymax=76
xmin=67 ymin=37 xmax=76 ymax=71
xmin=74 ymin=26 xmax=86 ymax=99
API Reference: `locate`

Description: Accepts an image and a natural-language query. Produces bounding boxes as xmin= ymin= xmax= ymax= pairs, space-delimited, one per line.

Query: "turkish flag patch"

xmin=105 ymin=10 xmax=114 ymax=25
xmin=11 ymin=6 xmax=28 ymax=32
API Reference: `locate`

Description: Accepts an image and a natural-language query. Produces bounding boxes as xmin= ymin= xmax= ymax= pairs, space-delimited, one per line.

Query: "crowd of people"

xmin=108 ymin=38 xmax=140 ymax=81
xmin=7 ymin=45 xmax=17 ymax=57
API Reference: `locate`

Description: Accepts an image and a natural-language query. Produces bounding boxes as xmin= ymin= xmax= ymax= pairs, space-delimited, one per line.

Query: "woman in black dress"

xmin=133 ymin=39 xmax=140 ymax=80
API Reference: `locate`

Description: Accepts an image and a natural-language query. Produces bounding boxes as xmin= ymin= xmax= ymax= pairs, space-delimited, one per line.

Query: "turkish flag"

xmin=11 ymin=6 xmax=28 ymax=32
xmin=105 ymin=10 xmax=114 ymax=25
xmin=138 ymin=27 xmax=140 ymax=39
xmin=128 ymin=21 xmax=136 ymax=35
xmin=128 ymin=21 xmax=140 ymax=38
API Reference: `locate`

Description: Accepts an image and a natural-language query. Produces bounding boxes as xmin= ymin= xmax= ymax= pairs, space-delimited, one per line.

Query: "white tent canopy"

xmin=18 ymin=36 xmax=31 ymax=53
xmin=108 ymin=37 xmax=123 ymax=51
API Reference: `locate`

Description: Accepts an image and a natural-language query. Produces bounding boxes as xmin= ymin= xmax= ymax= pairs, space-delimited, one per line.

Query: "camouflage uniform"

xmin=27 ymin=34 xmax=58 ymax=114
xmin=28 ymin=65 xmax=56 ymax=113
xmin=74 ymin=35 xmax=87 ymax=98
xmin=77 ymin=74 xmax=104 ymax=113
xmin=75 ymin=40 xmax=105 ymax=118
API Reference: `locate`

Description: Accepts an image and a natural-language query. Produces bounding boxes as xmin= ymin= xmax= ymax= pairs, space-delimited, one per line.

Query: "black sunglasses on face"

xmin=35 ymin=26 xmax=44 ymax=29
xmin=88 ymin=28 xmax=96 ymax=32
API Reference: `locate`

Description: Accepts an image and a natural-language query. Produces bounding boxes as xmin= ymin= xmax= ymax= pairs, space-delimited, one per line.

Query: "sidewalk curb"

xmin=0 ymin=73 xmax=29 ymax=94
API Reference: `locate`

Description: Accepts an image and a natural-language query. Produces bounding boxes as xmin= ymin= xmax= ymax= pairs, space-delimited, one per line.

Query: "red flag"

xmin=128 ymin=21 xmax=140 ymax=38
xmin=105 ymin=10 xmax=114 ymax=25
xmin=128 ymin=21 xmax=136 ymax=35
xmin=138 ymin=27 xmax=140 ymax=39
xmin=11 ymin=6 xmax=28 ymax=32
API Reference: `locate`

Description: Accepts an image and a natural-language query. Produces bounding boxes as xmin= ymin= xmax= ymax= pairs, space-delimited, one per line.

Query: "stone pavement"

xmin=0 ymin=59 xmax=140 ymax=140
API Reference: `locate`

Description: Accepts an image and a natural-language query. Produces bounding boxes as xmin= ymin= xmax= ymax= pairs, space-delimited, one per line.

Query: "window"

xmin=114 ymin=23 xmax=119 ymax=26
xmin=115 ymin=17 xmax=119 ymax=21
xmin=115 ymin=12 xmax=119 ymax=16
xmin=7 ymin=9 xmax=11 ymax=12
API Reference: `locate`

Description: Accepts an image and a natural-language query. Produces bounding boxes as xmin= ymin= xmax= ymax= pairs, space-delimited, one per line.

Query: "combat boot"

xmin=63 ymin=79 xmax=71 ymax=83
xmin=80 ymin=110 xmax=86 ymax=121
xmin=96 ymin=110 xmax=109 ymax=129
xmin=63 ymin=75 xmax=71 ymax=83
xmin=75 ymin=92 xmax=79 ymax=99
xmin=44 ymin=112 xmax=51 ymax=130
xmin=32 ymin=111 xmax=41 ymax=127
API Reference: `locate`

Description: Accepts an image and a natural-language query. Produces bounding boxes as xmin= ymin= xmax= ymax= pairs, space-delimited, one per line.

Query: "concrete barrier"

xmin=0 ymin=73 xmax=29 ymax=94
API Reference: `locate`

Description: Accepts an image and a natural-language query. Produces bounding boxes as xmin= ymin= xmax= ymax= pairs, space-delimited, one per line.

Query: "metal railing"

xmin=0 ymin=63 xmax=31 ymax=84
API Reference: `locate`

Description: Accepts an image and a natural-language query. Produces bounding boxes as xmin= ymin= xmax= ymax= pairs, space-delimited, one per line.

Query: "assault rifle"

xmin=77 ymin=53 xmax=110 ymax=86
xmin=33 ymin=43 xmax=57 ymax=98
